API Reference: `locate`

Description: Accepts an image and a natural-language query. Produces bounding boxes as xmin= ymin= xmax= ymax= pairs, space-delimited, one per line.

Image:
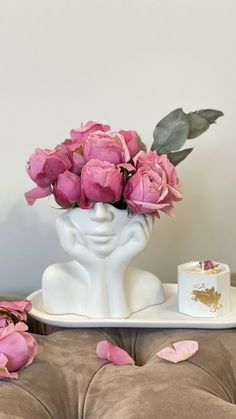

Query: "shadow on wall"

xmin=0 ymin=201 xmax=68 ymax=295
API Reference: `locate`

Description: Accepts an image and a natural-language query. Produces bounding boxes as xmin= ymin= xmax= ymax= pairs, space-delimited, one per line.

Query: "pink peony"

xmin=80 ymin=159 xmax=124 ymax=208
xmin=0 ymin=299 xmax=32 ymax=326
xmin=124 ymin=164 xmax=177 ymax=216
xmin=136 ymin=151 xmax=183 ymax=202
xmin=27 ymin=147 xmax=72 ymax=187
xmin=53 ymin=170 xmax=81 ymax=208
xmin=0 ymin=322 xmax=37 ymax=377
xmin=70 ymin=121 xmax=110 ymax=141
xmin=83 ymin=131 xmax=130 ymax=165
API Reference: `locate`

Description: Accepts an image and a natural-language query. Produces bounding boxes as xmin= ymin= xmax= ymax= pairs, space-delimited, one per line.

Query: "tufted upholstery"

xmin=1 ymin=323 xmax=236 ymax=418
xmin=1 ymin=282 xmax=236 ymax=419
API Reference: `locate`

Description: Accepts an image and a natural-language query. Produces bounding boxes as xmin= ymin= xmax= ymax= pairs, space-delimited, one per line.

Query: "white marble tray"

xmin=27 ymin=284 xmax=236 ymax=329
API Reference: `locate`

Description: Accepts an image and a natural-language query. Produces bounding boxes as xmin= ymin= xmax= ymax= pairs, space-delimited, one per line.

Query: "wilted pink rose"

xmin=27 ymin=147 xmax=72 ymax=187
xmin=61 ymin=139 xmax=86 ymax=174
xmin=53 ymin=170 xmax=81 ymax=208
xmin=136 ymin=151 xmax=183 ymax=203
xmin=83 ymin=131 xmax=130 ymax=165
xmin=80 ymin=159 xmax=124 ymax=208
xmin=70 ymin=121 xmax=110 ymax=141
xmin=0 ymin=299 xmax=32 ymax=326
xmin=124 ymin=165 xmax=172 ymax=216
xmin=0 ymin=322 xmax=37 ymax=375
xmin=119 ymin=130 xmax=146 ymax=158
xmin=119 ymin=130 xmax=139 ymax=158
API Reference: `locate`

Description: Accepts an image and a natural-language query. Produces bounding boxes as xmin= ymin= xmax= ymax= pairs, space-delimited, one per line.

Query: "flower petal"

xmin=25 ymin=186 xmax=51 ymax=205
xmin=156 ymin=340 xmax=199 ymax=363
xmin=96 ymin=340 xmax=134 ymax=366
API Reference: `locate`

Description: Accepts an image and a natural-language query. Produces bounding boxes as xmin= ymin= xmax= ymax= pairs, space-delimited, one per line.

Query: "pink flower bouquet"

xmin=25 ymin=109 xmax=223 ymax=218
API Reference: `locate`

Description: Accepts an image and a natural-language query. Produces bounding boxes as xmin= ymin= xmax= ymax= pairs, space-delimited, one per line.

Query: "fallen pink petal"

xmin=156 ymin=340 xmax=199 ymax=363
xmin=96 ymin=340 xmax=135 ymax=366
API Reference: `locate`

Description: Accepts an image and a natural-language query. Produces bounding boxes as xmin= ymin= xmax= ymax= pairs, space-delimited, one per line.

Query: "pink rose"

xmin=0 ymin=322 xmax=37 ymax=379
xmin=0 ymin=353 xmax=18 ymax=379
xmin=61 ymin=139 xmax=86 ymax=174
xmin=80 ymin=159 xmax=124 ymax=208
xmin=119 ymin=130 xmax=139 ymax=158
xmin=124 ymin=165 xmax=174 ymax=216
xmin=136 ymin=151 xmax=182 ymax=202
xmin=0 ymin=299 xmax=32 ymax=326
xmin=53 ymin=170 xmax=81 ymax=208
xmin=27 ymin=147 xmax=72 ymax=187
xmin=70 ymin=121 xmax=110 ymax=141
xmin=119 ymin=130 xmax=146 ymax=158
xmin=83 ymin=131 xmax=130 ymax=165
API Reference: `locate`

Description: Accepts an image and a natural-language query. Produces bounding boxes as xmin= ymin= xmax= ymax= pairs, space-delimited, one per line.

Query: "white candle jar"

xmin=178 ymin=261 xmax=230 ymax=317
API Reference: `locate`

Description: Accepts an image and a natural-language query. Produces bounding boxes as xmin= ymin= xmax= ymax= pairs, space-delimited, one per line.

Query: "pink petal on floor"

xmin=156 ymin=340 xmax=199 ymax=363
xmin=96 ymin=340 xmax=134 ymax=366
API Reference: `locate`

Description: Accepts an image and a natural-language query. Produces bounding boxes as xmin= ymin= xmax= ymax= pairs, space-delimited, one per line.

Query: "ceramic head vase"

xmin=26 ymin=113 xmax=223 ymax=318
xmin=42 ymin=203 xmax=166 ymax=318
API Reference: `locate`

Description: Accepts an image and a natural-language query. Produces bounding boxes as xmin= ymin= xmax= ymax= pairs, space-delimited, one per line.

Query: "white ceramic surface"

xmin=178 ymin=261 xmax=230 ymax=317
xmin=28 ymin=284 xmax=236 ymax=329
xmin=42 ymin=203 xmax=165 ymax=318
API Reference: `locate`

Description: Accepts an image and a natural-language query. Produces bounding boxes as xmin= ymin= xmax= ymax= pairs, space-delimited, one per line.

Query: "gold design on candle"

xmin=191 ymin=286 xmax=222 ymax=312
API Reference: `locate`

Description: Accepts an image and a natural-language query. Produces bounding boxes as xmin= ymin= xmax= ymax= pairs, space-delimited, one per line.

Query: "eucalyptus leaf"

xmin=197 ymin=109 xmax=223 ymax=124
xmin=167 ymin=148 xmax=193 ymax=166
xmin=187 ymin=113 xmax=210 ymax=139
xmin=151 ymin=108 xmax=189 ymax=154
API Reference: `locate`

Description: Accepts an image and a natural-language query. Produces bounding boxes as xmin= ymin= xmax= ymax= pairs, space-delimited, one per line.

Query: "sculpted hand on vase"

xmin=42 ymin=203 xmax=166 ymax=318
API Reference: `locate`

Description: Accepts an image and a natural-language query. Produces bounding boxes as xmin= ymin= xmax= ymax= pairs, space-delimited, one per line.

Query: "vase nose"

xmin=90 ymin=203 xmax=114 ymax=222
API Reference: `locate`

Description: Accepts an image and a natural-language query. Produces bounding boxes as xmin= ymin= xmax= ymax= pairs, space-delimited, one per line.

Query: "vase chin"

xmin=42 ymin=203 xmax=166 ymax=318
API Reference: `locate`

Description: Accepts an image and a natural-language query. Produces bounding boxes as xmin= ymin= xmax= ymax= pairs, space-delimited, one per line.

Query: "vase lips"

xmin=86 ymin=234 xmax=114 ymax=244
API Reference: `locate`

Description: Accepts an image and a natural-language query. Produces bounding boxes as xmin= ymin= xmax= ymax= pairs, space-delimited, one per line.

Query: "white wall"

xmin=0 ymin=0 xmax=236 ymax=294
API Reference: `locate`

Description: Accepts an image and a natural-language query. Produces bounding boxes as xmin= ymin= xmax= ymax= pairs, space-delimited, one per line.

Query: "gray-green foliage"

xmin=151 ymin=108 xmax=223 ymax=165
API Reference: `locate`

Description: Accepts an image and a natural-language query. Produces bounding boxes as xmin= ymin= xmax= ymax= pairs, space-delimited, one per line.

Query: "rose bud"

xmin=53 ymin=170 xmax=81 ymax=208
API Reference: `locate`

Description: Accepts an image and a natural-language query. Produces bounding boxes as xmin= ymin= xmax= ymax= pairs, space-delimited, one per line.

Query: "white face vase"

xmin=57 ymin=202 xmax=153 ymax=258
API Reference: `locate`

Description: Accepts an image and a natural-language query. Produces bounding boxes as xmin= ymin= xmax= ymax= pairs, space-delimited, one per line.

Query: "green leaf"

xmin=187 ymin=113 xmax=210 ymax=139
xmin=167 ymin=148 xmax=193 ymax=166
xmin=151 ymin=108 xmax=189 ymax=154
xmin=197 ymin=109 xmax=224 ymax=124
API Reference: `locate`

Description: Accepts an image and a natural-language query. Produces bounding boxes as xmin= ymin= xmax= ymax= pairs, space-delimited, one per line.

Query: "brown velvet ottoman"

xmin=1 ymin=320 xmax=236 ymax=419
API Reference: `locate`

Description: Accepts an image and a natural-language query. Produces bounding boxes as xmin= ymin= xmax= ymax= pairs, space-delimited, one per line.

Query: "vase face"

xmin=66 ymin=202 xmax=146 ymax=258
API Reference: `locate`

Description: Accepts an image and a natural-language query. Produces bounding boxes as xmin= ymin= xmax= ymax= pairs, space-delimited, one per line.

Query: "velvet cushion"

xmin=0 ymin=326 xmax=236 ymax=418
